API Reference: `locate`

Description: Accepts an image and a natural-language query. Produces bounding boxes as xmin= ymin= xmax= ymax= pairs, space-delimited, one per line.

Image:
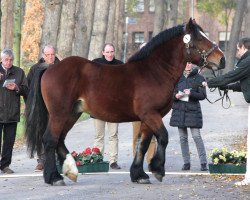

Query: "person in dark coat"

xmin=27 ymin=45 xmax=60 ymax=86
xmin=26 ymin=45 xmax=60 ymax=172
xmin=92 ymin=43 xmax=123 ymax=170
xmin=207 ymin=37 xmax=250 ymax=186
xmin=170 ymin=62 xmax=208 ymax=171
xmin=0 ymin=49 xmax=28 ymax=174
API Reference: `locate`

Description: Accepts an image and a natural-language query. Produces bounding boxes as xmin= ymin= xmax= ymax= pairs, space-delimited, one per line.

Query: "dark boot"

xmin=182 ymin=163 xmax=190 ymax=170
xmin=200 ymin=163 xmax=208 ymax=171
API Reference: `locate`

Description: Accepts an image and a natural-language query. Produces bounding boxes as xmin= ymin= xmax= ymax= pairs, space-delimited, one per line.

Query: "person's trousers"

xmin=178 ymin=127 xmax=207 ymax=165
xmin=93 ymin=119 xmax=119 ymax=164
xmin=132 ymin=121 xmax=156 ymax=164
xmin=0 ymin=122 xmax=17 ymax=170
xmin=37 ymin=145 xmax=45 ymax=164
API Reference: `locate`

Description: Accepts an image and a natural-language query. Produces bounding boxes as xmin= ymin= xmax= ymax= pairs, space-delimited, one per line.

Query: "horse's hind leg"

xmin=43 ymin=125 xmax=65 ymax=186
xmin=56 ymin=105 xmax=82 ymax=182
xmin=130 ymin=124 xmax=152 ymax=184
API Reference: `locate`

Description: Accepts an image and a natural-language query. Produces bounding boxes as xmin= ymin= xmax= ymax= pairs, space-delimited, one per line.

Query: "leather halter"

xmin=185 ymin=38 xmax=218 ymax=70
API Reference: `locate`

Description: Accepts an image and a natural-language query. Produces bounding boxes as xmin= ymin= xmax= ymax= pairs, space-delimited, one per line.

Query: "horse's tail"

xmin=25 ymin=68 xmax=48 ymax=158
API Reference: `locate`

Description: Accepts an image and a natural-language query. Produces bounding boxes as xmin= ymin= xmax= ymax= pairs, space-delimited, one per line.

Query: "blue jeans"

xmin=178 ymin=127 xmax=207 ymax=165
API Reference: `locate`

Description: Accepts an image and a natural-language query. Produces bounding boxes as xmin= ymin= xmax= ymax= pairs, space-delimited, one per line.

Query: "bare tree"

xmin=13 ymin=0 xmax=22 ymax=67
xmin=72 ymin=0 xmax=96 ymax=58
xmin=153 ymin=0 xmax=165 ymax=36
xmin=113 ymin=0 xmax=125 ymax=60
xmin=56 ymin=0 xmax=77 ymax=59
xmin=243 ymin=0 xmax=250 ymax=37
xmin=72 ymin=0 xmax=86 ymax=57
xmin=166 ymin=0 xmax=178 ymax=28
xmin=226 ymin=0 xmax=247 ymax=72
xmin=40 ymin=0 xmax=62 ymax=57
xmin=88 ymin=0 xmax=110 ymax=60
xmin=105 ymin=0 xmax=116 ymax=43
xmin=1 ymin=0 xmax=14 ymax=49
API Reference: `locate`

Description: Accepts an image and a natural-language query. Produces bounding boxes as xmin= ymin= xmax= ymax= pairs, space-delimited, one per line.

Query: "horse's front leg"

xmin=130 ymin=123 xmax=152 ymax=184
xmin=146 ymin=115 xmax=168 ymax=182
xmin=148 ymin=125 xmax=168 ymax=182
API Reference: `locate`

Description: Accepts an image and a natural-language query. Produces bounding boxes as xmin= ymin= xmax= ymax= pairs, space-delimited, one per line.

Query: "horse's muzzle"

xmin=219 ymin=57 xmax=225 ymax=69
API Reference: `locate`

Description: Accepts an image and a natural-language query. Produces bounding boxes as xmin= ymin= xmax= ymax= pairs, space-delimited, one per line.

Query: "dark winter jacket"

xmin=207 ymin=51 xmax=250 ymax=103
xmin=0 ymin=64 xmax=28 ymax=123
xmin=27 ymin=57 xmax=60 ymax=87
xmin=169 ymin=69 xmax=206 ymax=128
xmin=92 ymin=56 xmax=124 ymax=65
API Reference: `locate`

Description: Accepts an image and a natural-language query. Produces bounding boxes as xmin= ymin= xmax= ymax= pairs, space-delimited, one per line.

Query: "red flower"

xmin=92 ymin=147 xmax=101 ymax=154
xmin=83 ymin=147 xmax=92 ymax=156
xmin=76 ymin=161 xmax=81 ymax=166
xmin=71 ymin=151 xmax=78 ymax=157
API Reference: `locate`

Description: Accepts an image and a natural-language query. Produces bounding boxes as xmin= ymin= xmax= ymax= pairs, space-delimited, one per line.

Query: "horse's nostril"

xmin=219 ymin=57 xmax=225 ymax=69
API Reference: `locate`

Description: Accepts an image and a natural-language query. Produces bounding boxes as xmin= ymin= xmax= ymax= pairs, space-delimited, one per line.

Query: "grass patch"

xmin=16 ymin=115 xmax=25 ymax=140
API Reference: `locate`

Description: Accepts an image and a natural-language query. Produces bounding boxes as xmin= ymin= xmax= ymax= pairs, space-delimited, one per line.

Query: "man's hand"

xmin=5 ymin=82 xmax=19 ymax=91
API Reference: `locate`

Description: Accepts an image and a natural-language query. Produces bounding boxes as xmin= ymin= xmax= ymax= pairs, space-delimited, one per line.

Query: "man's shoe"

xmin=110 ymin=162 xmax=121 ymax=169
xmin=182 ymin=163 xmax=190 ymax=170
xmin=35 ymin=163 xmax=44 ymax=172
xmin=200 ymin=163 xmax=208 ymax=171
xmin=1 ymin=167 xmax=14 ymax=174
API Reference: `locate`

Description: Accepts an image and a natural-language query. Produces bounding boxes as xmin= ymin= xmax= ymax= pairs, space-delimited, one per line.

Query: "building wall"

xmin=125 ymin=0 xmax=235 ymax=61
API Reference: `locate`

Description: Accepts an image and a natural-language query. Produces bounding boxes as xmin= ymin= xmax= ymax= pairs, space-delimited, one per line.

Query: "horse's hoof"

xmin=137 ymin=178 xmax=151 ymax=184
xmin=153 ymin=173 xmax=163 ymax=182
xmin=66 ymin=172 xmax=78 ymax=182
xmin=52 ymin=180 xmax=66 ymax=186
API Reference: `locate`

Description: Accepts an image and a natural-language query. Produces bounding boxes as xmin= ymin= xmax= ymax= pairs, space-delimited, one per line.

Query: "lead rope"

xmin=199 ymin=67 xmax=231 ymax=109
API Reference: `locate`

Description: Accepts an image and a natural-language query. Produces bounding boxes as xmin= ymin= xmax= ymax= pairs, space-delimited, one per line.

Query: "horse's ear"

xmin=185 ymin=18 xmax=195 ymax=33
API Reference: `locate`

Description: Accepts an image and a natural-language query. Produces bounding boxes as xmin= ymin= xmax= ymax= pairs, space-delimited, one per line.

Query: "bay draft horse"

xmin=25 ymin=18 xmax=225 ymax=186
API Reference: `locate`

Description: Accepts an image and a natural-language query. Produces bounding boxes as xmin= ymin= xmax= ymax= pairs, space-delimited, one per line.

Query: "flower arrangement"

xmin=209 ymin=147 xmax=247 ymax=166
xmin=71 ymin=147 xmax=104 ymax=166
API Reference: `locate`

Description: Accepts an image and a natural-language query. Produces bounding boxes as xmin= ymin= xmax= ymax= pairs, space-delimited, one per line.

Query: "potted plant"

xmin=209 ymin=147 xmax=247 ymax=174
xmin=57 ymin=147 xmax=109 ymax=173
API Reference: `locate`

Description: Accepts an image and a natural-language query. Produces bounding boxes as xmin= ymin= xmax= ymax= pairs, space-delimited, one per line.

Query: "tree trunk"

xmin=40 ymin=0 xmax=62 ymax=57
xmin=56 ymin=0 xmax=77 ymax=59
xmin=166 ymin=0 xmax=178 ymax=28
xmin=88 ymin=0 xmax=110 ymax=60
xmin=226 ymin=0 xmax=247 ymax=72
xmin=113 ymin=0 xmax=125 ymax=61
xmin=244 ymin=0 xmax=250 ymax=37
xmin=153 ymin=0 xmax=165 ymax=36
xmin=105 ymin=0 xmax=116 ymax=44
xmin=72 ymin=0 xmax=96 ymax=58
xmin=13 ymin=0 xmax=22 ymax=67
xmin=1 ymin=0 xmax=14 ymax=50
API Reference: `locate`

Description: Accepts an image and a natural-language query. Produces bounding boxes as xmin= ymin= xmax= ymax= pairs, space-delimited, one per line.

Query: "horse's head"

xmin=183 ymin=18 xmax=225 ymax=70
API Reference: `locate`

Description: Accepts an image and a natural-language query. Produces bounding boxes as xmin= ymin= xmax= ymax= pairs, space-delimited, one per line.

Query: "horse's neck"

xmin=146 ymin=43 xmax=186 ymax=81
